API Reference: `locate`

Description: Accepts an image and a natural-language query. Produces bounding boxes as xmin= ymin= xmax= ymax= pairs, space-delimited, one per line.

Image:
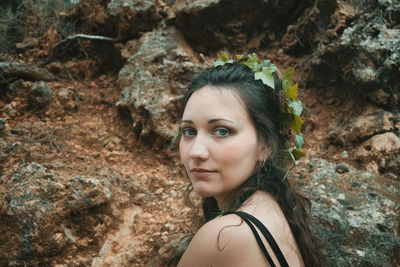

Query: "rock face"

xmin=1 ymin=0 xmax=400 ymax=265
xmin=294 ymin=158 xmax=400 ymax=266
xmin=329 ymin=108 xmax=400 ymax=174
xmin=339 ymin=5 xmax=400 ymax=110
xmin=116 ymin=27 xmax=203 ymax=145
xmin=281 ymin=0 xmax=344 ymax=54
xmin=170 ymin=0 xmax=299 ymax=51
xmin=105 ymin=0 xmax=162 ymax=41
xmin=329 ymin=109 xmax=400 ymax=145
xmin=303 ymin=1 xmax=400 ymax=110
xmin=0 ymin=162 xmax=119 ymax=266
xmin=354 ymin=132 xmax=400 ymax=174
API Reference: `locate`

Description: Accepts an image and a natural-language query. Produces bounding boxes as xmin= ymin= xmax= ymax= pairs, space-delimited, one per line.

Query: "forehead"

xmin=182 ymin=85 xmax=250 ymax=122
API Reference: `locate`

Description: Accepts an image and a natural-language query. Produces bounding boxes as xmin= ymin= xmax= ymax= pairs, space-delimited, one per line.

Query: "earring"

xmin=260 ymin=159 xmax=267 ymax=172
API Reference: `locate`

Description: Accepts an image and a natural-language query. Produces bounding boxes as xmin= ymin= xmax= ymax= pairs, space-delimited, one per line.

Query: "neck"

xmin=215 ymin=191 xmax=237 ymax=210
xmin=215 ymin=196 xmax=231 ymax=210
xmin=215 ymin=187 xmax=246 ymax=210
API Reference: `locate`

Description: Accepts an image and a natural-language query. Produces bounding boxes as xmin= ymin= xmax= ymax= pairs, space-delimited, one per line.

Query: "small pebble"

xmin=0 ymin=118 xmax=6 ymax=136
xmin=335 ymin=163 xmax=350 ymax=173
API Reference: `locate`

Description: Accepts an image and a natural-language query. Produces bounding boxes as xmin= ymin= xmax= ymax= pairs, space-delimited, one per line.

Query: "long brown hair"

xmin=179 ymin=63 xmax=323 ymax=266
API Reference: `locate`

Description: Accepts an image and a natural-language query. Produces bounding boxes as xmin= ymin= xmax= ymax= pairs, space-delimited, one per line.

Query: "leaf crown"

xmin=213 ymin=52 xmax=305 ymax=161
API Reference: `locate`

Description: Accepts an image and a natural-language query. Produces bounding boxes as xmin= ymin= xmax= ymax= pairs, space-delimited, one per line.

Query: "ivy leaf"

xmin=254 ymin=67 xmax=275 ymax=89
xmin=294 ymin=134 xmax=304 ymax=149
xmin=213 ymin=52 xmax=233 ymax=67
xmin=283 ymin=113 xmax=303 ymax=135
xmin=213 ymin=59 xmax=226 ymax=67
xmin=282 ymin=67 xmax=294 ymax=90
xmin=281 ymin=112 xmax=294 ymax=122
xmin=217 ymin=51 xmax=230 ymax=61
xmin=243 ymin=53 xmax=260 ymax=71
xmin=284 ymin=83 xmax=298 ymax=101
xmin=259 ymin=59 xmax=277 ymax=72
xmin=235 ymin=54 xmax=244 ymax=60
xmin=247 ymin=53 xmax=259 ymax=62
xmin=292 ymin=148 xmax=306 ymax=160
xmin=288 ymin=99 xmax=303 ymax=116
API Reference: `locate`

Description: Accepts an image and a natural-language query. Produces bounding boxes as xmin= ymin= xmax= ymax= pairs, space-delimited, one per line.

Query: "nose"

xmin=188 ymin=134 xmax=210 ymax=161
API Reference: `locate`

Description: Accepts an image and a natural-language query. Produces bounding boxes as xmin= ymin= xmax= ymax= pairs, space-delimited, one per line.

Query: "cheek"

xmin=219 ymin=140 xmax=258 ymax=166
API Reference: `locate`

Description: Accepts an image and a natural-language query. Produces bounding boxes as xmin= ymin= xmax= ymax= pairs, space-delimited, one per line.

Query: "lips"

xmin=190 ymin=168 xmax=217 ymax=178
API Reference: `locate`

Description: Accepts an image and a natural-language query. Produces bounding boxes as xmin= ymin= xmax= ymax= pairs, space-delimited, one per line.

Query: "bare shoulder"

xmin=177 ymin=214 xmax=268 ymax=267
xmin=240 ymin=191 xmax=305 ymax=266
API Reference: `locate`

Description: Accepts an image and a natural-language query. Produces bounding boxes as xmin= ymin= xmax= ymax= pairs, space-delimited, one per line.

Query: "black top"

xmin=224 ymin=211 xmax=289 ymax=267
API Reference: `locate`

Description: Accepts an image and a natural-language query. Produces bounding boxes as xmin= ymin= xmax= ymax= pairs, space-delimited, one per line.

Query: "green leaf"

xmin=282 ymin=67 xmax=294 ymax=90
xmin=243 ymin=53 xmax=260 ymax=71
xmin=288 ymin=99 xmax=303 ymax=116
xmin=294 ymin=134 xmax=304 ymax=149
xmin=248 ymin=53 xmax=259 ymax=62
xmin=292 ymin=148 xmax=306 ymax=160
xmin=217 ymin=52 xmax=230 ymax=61
xmin=213 ymin=59 xmax=226 ymax=67
xmin=284 ymin=83 xmax=298 ymax=101
xmin=283 ymin=113 xmax=303 ymax=135
xmin=235 ymin=54 xmax=244 ymax=60
xmin=281 ymin=111 xmax=294 ymax=122
xmin=213 ymin=58 xmax=233 ymax=67
xmin=259 ymin=59 xmax=277 ymax=72
xmin=213 ymin=52 xmax=234 ymax=67
xmin=254 ymin=66 xmax=275 ymax=89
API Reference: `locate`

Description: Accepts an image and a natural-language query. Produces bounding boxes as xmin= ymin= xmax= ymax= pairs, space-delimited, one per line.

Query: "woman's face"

xmin=179 ymin=85 xmax=265 ymax=206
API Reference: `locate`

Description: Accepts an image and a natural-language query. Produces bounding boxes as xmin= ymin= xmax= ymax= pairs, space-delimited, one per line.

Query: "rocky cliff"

xmin=0 ymin=0 xmax=398 ymax=266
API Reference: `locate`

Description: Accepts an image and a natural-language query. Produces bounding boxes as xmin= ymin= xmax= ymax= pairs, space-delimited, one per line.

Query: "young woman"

xmin=176 ymin=62 xmax=322 ymax=266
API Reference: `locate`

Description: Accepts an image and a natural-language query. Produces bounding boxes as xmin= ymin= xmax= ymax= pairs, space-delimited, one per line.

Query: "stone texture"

xmin=116 ymin=27 xmax=203 ymax=145
xmin=281 ymin=0 xmax=341 ymax=54
xmin=105 ymin=0 xmax=162 ymax=41
xmin=56 ymin=88 xmax=79 ymax=112
xmin=329 ymin=108 xmax=400 ymax=145
xmin=28 ymin=81 xmax=52 ymax=109
xmin=1 ymin=0 xmax=400 ymax=265
xmin=0 ymin=162 xmax=66 ymax=264
xmin=0 ymin=162 xmax=117 ymax=266
xmin=294 ymin=158 xmax=400 ymax=266
xmin=170 ymin=0 xmax=298 ymax=51
xmin=9 ymin=79 xmax=34 ymax=97
xmin=303 ymin=1 xmax=400 ymax=110
xmin=353 ymin=132 xmax=400 ymax=174
xmin=0 ymin=62 xmax=57 ymax=82
xmin=0 ymin=118 xmax=7 ymax=137
xmin=340 ymin=13 xmax=400 ymax=109
xmin=15 ymin=37 xmax=39 ymax=51
xmin=66 ymin=175 xmax=113 ymax=210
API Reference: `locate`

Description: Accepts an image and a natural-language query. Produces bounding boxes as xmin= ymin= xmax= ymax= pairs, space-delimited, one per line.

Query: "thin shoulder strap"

xmin=225 ymin=211 xmax=289 ymax=267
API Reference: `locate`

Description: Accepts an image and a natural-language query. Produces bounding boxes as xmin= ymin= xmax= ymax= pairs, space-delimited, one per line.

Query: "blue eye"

xmin=182 ymin=128 xmax=196 ymax=137
xmin=215 ymin=128 xmax=230 ymax=137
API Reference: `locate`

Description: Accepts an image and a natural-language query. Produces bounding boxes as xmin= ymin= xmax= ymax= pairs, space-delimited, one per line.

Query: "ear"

xmin=257 ymin=142 xmax=271 ymax=162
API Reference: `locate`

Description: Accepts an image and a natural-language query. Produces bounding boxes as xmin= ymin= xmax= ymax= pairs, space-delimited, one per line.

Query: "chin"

xmin=192 ymin=184 xmax=217 ymax=198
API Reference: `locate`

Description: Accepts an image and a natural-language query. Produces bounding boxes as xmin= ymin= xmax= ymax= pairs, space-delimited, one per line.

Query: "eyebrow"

xmin=181 ymin=118 xmax=235 ymax=124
